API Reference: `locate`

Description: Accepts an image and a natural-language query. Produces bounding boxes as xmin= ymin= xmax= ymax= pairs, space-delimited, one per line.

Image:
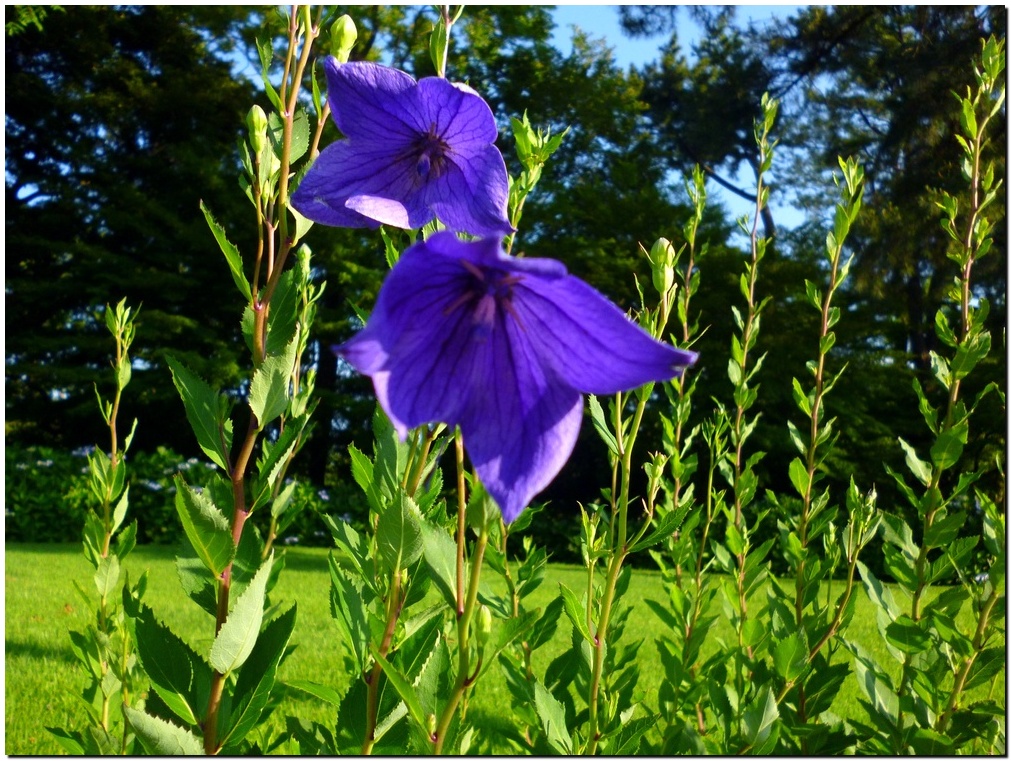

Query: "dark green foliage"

xmin=5 ymin=6 xmax=258 ymax=451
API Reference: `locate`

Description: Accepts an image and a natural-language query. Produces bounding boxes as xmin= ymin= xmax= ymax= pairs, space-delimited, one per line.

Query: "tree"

xmin=6 ymin=6 xmax=261 ymax=450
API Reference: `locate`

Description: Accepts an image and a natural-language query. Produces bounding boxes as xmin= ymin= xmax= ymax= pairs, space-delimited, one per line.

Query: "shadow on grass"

xmin=5 ymin=637 xmax=76 ymax=666
xmin=276 ymin=547 xmax=331 ymax=573
xmin=4 ymin=542 xmax=82 ymax=556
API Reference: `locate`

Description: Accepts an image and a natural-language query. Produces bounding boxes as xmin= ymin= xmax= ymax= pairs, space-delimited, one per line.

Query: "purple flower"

xmin=336 ymin=232 xmax=697 ymax=523
xmin=292 ymin=60 xmax=513 ymax=237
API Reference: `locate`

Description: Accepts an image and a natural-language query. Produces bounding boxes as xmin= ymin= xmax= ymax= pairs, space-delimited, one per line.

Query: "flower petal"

xmin=325 ymin=59 xmax=419 ymax=142
xmin=457 ymin=317 xmax=584 ymax=523
xmin=337 ymin=242 xmax=480 ymax=431
xmin=511 ymin=267 xmax=698 ymax=394
xmin=414 ymin=77 xmax=500 ymax=147
xmin=292 ymin=138 xmax=434 ymax=228
xmin=428 ymin=145 xmax=514 ymax=236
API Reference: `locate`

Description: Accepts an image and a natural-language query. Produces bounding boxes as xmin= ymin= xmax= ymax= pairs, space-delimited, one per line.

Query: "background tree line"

xmin=6 ymin=5 xmax=1005 ymax=567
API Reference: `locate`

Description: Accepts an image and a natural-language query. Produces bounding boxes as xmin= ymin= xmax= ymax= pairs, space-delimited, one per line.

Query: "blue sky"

xmin=549 ymin=5 xmax=808 ymax=232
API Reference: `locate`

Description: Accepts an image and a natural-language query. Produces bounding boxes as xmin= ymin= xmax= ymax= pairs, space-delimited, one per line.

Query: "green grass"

xmin=5 ymin=543 xmax=1004 ymax=754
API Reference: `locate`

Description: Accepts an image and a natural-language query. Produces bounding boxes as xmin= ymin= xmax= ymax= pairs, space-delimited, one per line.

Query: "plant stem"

xmin=362 ymin=569 xmax=404 ymax=754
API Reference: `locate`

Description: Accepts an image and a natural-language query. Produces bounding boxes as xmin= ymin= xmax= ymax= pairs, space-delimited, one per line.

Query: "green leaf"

xmin=923 ymin=509 xmax=967 ymax=549
xmin=788 ymin=457 xmax=811 ymax=498
xmin=113 ymin=519 xmax=137 ymax=561
xmin=421 ymin=521 xmax=458 ymax=608
xmin=250 ymin=415 xmax=308 ymax=512
xmin=328 ymin=553 xmax=370 ymax=672
xmin=124 ymin=707 xmax=203 ymax=755
xmin=284 ymin=680 xmax=343 ymax=707
xmin=792 ymin=377 xmax=812 ymax=417
xmin=534 ymin=681 xmax=572 ymax=754
xmin=323 ymin=516 xmax=375 ymax=595
xmin=94 ymin=554 xmax=120 ymax=600
xmin=370 ymin=645 xmax=428 ymax=733
xmin=134 ymin=604 xmax=206 ymax=726
xmin=200 ymin=201 xmax=251 ymax=303
xmin=587 ymin=394 xmax=618 ymax=455
xmin=857 ymin=561 xmax=901 ymax=621
xmin=166 ymin=357 xmax=232 ymax=471
xmin=378 ymin=491 xmax=424 ymax=574
xmin=604 ymin=715 xmax=653 ymax=755
xmin=773 ymin=631 xmax=809 ymax=683
xmin=930 ymin=421 xmax=968 ymax=471
xmin=174 ymin=476 xmax=233 ymax=577
xmin=221 ymin=604 xmax=297 ymax=750
xmin=950 ymin=330 xmax=991 ymax=380
xmin=897 ymin=437 xmax=932 ymax=486
xmin=209 ymin=555 xmax=273 ymax=675
xmin=111 ymin=485 xmax=129 ymax=534
xmin=559 ymin=583 xmax=592 ymax=643
xmin=267 ymin=109 xmax=309 ymax=165
xmin=628 ymin=502 xmax=688 ymax=553
xmin=803 ymin=279 xmax=822 ymax=309
xmin=486 ymin=609 xmax=539 ymax=665
xmin=248 ymin=331 xmax=299 ymax=428
xmin=885 ymin=615 xmax=931 ymax=654
xmin=742 ymin=685 xmax=779 ymax=748
xmin=963 ymin=646 xmax=1006 ymax=693
xmin=46 ymin=728 xmax=86 ymax=755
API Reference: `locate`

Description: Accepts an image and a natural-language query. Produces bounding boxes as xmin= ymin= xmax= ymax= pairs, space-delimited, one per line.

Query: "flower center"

xmin=444 ymin=260 xmax=524 ymax=341
xmin=415 ymin=124 xmax=450 ymax=181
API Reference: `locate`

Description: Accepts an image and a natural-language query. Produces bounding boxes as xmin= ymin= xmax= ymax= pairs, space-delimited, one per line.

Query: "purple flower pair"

xmin=293 ymin=60 xmax=697 ymax=522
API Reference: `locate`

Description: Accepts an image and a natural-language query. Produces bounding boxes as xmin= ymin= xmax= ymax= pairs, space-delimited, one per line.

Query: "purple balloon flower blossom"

xmin=336 ymin=232 xmax=698 ymax=523
xmin=291 ymin=59 xmax=513 ymax=237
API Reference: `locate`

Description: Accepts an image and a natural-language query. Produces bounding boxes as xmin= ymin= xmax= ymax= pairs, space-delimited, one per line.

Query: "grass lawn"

xmin=5 ymin=543 xmax=1004 ymax=754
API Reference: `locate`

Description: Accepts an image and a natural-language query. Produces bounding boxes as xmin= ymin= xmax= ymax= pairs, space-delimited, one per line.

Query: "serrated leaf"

xmin=200 ymin=201 xmax=252 ymax=303
xmin=773 ymin=631 xmax=808 ymax=683
xmin=220 ymin=604 xmax=297 ymax=750
xmin=370 ymin=645 xmax=428 ymax=733
xmin=628 ymin=502 xmax=687 ymax=553
xmin=111 ymin=485 xmax=129 ymax=534
xmin=885 ymin=615 xmax=931 ymax=654
xmin=930 ymin=422 xmax=968 ymax=471
xmin=605 ymin=714 xmax=652 ymax=755
xmin=742 ymin=685 xmax=779 ymax=747
xmin=209 ymin=555 xmax=273 ymax=675
xmin=250 ymin=415 xmax=308 ymax=512
xmin=923 ymin=509 xmax=967 ymax=549
xmin=559 ymin=583 xmax=592 ymax=643
xmin=174 ymin=476 xmax=233 ymax=577
xmin=249 ymin=331 xmax=300 ymax=428
xmin=897 ymin=438 xmax=932 ymax=486
xmin=46 ymin=728 xmax=86 ymax=755
xmin=114 ymin=519 xmax=137 ymax=561
xmin=285 ymin=679 xmax=343 ymax=707
xmin=857 ymin=560 xmax=901 ymax=621
xmin=166 ymin=357 xmax=232 ymax=471
xmin=125 ymin=707 xmax=203 ymax=755
xmin=93 ymin=555 xmax=119 ymax=604
xmin=587 ymin=394 xmax=618 ymax=455
xmin=328 ymin=553 xmax=370 ymax=672
xmin=421 ymin=521 xmax=458 ymax=608
xmin=534 ymin=680 xmax=572 ymax=754
xmin=134 ymin=604 xmax=206 ymax=726
xmin=127 ymin=707 xmax=202 ymax=755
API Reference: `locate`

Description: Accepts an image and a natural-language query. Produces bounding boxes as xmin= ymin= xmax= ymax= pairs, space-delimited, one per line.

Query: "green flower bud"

xmin=246 ymin=105 xmax=268 ymax=155
xmin=648 ymin=237 xmax=676 ymax=298
xmin=476 ymin=604 xmax=492 ymax=648
xmin=331 ymin=15 xmax=357 ymax=63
